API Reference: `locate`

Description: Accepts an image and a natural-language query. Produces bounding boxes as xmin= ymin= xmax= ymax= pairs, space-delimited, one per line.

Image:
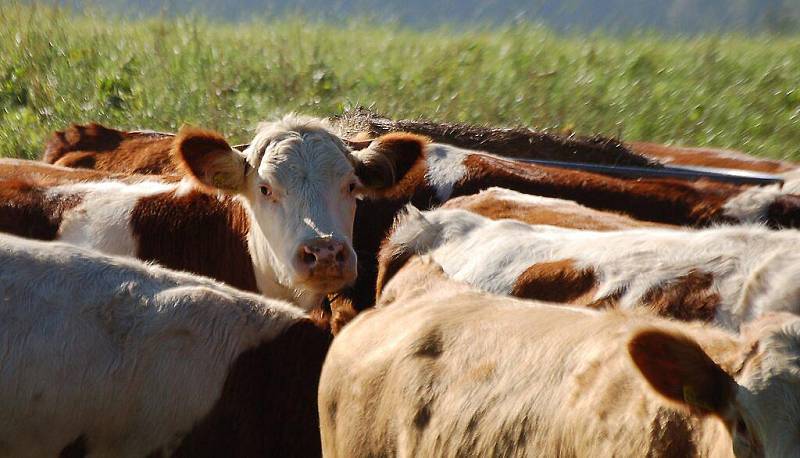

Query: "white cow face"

xmin=174 ymin=115 xmax=427 ymax=306
xmin=728 ymin=315 xmax=800 ymax=458
xmin=629 ymin=314 xmax=800 ymax=458
xmin=242 ymin=120 xmax=360 ymax=295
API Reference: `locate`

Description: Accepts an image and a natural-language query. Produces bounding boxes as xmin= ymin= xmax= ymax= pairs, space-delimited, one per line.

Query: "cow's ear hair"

xmin=174 ymin=126 xmax=247 ymax=193
xmin=349 ymin=132 xmax=428 ymax=191
xmin=628 ymin=329 xmax=736 ymax=416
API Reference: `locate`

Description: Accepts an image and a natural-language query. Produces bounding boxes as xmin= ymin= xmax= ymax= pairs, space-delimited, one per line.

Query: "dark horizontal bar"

xmin=509 ymin=158 xmax=784 ymax=186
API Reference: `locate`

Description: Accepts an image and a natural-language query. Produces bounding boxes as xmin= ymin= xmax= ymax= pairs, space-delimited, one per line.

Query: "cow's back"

xmin=43 ymin=123 xmax=180 ymax=175
xmin=320 ymin=289 xmax=721 ymax=457
xmin=443 ymin=187 xmax=669 ymax=230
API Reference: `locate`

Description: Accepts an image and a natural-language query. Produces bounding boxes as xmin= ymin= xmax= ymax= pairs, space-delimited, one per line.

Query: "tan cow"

xmin=320 ymin=256 xmax=800 ymax=457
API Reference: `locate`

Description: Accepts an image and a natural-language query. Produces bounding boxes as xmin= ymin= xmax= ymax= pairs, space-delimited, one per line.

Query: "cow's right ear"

xmin=628 ymin=329 xmax=736 ymax=417
xmin=349 ymin=132 xmax=428 ymax=197
xmin=174 ymin=126 xmax=247 ymax=193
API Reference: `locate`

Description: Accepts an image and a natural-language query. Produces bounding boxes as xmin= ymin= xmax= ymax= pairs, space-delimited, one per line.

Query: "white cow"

xmin=0 ymin=233 xmax=330 ymax=457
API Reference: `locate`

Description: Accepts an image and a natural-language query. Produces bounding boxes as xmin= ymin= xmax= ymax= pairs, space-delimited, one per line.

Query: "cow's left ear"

xmin=628 ymin=328 xmax=736 ymax=417
xmin=173 ymin=126 xmax=248 ymax=193
xmin=349 ymin=132 xmax=429 ymax=193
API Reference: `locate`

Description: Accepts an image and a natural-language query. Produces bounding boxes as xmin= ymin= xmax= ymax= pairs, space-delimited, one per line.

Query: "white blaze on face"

xmin=173 ymin=118 xmax=428 ymax=309
xmin=242 ymin=117 xmax=359 ymax=300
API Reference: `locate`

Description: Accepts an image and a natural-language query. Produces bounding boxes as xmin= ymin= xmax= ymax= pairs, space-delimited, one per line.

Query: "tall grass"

xmin=1 ymin=4 xmax=799 ymax=160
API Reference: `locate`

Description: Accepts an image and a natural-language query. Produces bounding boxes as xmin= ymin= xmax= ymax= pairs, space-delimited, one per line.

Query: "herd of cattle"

xmin=2 ymin=109 xmax=800 ymax=456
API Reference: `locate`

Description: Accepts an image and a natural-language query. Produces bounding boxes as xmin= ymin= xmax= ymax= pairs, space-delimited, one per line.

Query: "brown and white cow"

xmin=43 ymin=122 xmax=183 ymax=175
xmin=379 ymin=201 xmax=800 ymax=331
xmin=320 ymin=256 xmax=800 ymax=457
xmin=334 ymin=141 xmax=800 ymax=318
xmin=2 ymin=116 xmax=427 ymax=310
xmin=627 ymin=140 xmax=799 ymax=175
xmin=441 ymin=186 xmax=669 ymax=230
xmin=332 ymin=107 xmax=800 ymax=177
xmin=0 ymin=233 xmax=330 ymax=457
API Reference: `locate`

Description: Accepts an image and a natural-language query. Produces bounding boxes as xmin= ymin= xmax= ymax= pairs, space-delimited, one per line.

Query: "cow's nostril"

xmin=302 ymin=251 xmax=317 ymax=265
xmin=335 ymin=251 xmax=345 ymax=263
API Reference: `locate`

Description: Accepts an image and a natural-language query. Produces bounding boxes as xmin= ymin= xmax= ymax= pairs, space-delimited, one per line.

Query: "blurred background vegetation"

xmin=1 ymin=1 xmax=799 ymax=160
xmin=49 ymin=0 xmax=800 ymax=34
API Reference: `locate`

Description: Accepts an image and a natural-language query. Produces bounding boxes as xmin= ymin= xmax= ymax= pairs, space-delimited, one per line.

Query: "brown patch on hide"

xmin=0 ymin=178 xmax=83 ymax=240
xmin=511 ymin=259 xmax=598 ymax=304
xmin=172 ymin=318 xmax=332 ymax=458
xmin=640 ymin=270 xmax=719 ymax=322
xmin=130 ymin=190 xmax=258 ymax=293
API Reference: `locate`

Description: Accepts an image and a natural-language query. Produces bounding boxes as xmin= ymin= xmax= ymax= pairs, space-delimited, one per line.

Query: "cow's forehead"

xmin=249 ymin=128 xmax=354 ymax=187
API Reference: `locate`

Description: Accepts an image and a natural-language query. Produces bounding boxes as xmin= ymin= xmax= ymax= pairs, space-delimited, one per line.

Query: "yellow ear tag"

xmin=683 ymin=385 xmax=712 ymax=411
xmin=212 ymin=173 xmax=227 ymax=188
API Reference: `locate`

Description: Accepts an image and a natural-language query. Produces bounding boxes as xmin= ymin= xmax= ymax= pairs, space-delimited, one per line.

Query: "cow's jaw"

xmin=242 ymin=197 xmax=353 ymax=311
xmin=244 ymin=221 xmax=299 ymax=305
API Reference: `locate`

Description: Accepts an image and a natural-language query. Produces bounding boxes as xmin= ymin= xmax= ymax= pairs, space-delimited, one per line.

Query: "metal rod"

xmin=509 ymin=158 xmax=784 ymax=186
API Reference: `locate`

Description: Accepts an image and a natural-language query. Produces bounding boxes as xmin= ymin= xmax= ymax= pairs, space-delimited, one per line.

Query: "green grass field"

xmin=1 ymin=4 xmax=799 ymax=160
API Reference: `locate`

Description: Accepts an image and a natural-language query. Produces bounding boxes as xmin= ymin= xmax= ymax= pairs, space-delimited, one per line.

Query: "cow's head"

xmin=628 ymin=313 xmax=800 ymax=457
xmin=174 ymin=115 xmax=428 ymax=307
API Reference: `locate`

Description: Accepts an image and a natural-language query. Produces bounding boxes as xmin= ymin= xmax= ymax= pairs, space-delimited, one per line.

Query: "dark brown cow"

xmin=42 ymin=111 xmax=658 ymax=175
xmin=330 ymin=106 xmax=658 ymax=167
xmin=331 ymin=107 xmax=800 ymax=177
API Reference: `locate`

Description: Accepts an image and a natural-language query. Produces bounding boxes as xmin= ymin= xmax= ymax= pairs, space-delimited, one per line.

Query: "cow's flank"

xmin=380 ymin=205 xmax=800 ymax=331
xmin=130 ymin=190 xmax=259 ymax=293
xmin=0 ymin=178 xmax=83 ymax=240
xmin=511 ymin=259 xmax=598 ymax=304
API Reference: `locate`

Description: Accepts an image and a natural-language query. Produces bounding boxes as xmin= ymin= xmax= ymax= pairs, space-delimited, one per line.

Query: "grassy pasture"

xmin=1 ymin=4 xmax=799 ymax=160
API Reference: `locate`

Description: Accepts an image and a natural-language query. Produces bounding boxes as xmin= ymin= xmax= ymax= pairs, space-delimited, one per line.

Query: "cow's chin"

xmin=296 ymin=274 xmax=357 ymax=296
xmin=290 ymin=275 xmax=356 ymax=311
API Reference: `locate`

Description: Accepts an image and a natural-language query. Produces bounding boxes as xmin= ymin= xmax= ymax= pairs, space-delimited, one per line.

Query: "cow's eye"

xmin=348 ymin=182 xmax=357 ymax=193
xmin=735 ymin=416 xmax=750 ymax=438
xmin=259 ymin=186 xmax=271 ymax=197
